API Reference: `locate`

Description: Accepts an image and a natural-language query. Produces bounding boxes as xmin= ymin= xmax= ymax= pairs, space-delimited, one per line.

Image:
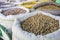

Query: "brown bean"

xmin=21 ymin=14 xmax=59 ymax=35
xmin=37 ymin=5 xmax=60 ymax=10
xmin=2 ymin=8 xmax=26 ymax=16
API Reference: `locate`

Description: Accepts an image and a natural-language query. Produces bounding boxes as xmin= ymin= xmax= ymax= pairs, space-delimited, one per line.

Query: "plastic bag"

xmin=13 ymin=11 xmax=60 ymax=40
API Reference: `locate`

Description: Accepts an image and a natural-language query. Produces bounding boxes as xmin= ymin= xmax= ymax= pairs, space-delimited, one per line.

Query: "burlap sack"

xmin=13 ymin=11 xmax=60 ymax=40
xmin=32 ymin=2 xmax=60 ymax=16
xmin=0 ymin=6 xmax=29 ymax=34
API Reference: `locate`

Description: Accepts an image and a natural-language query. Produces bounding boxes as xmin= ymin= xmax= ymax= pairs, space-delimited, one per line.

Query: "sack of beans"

xmin=32 ymin=2 xmax=60 ymax=16
xmin=0 ymin=6 xmax=29 ymax=32
xmin=13 ymin=11 xmax=60 ymax=40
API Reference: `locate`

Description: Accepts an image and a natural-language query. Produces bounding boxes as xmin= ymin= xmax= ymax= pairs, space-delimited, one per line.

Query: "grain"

xmin=21 ymin=14 xmax=59 ymax=35
xmin=36 ymin=5 xmax=60 ymax=10
xmin=2 ymin=8 xmax=26 ymax=16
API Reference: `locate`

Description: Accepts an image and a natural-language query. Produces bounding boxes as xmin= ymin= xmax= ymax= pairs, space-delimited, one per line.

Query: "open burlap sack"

xmin=32 ymin=2 xmax=60 ymax=16
xmin=13 ymin=11 xmax=60 ymax=40
xmin=0 ymin=6 xmax=29 ymax=34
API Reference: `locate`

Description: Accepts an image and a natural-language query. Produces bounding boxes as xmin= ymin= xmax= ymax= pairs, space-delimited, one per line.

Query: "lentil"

xmin=2 ymin=8 xmax=26 ymax=16
xmin=21 ymin=14 xmax=59 ymax=35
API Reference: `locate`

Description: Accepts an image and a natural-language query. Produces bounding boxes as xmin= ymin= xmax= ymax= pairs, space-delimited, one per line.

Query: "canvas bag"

xmin=32 ymin=2 xmax=60 ymax=15
xmin=0 ymin=6 xmax=29 ymax=34
xmin=13 ymin=11 xmax=60 ymax=40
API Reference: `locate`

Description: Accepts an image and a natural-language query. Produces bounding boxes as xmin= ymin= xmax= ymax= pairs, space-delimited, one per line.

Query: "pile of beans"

xmin=36 ymin=5 xmax=60 ymax=10
xmin=2 ymin=8 xmax=26 ymax=16
xmin=21 ymin=14 xmax=59 ymax=35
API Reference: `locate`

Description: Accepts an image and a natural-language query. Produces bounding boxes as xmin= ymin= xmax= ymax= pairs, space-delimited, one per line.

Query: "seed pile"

xmin=21 ymin=14 xmax=59 ymax=35
xmin=2 ymin=8 xmax=26 ymax=16
xmin=36 ymin=5 xmax=60 ymax=10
